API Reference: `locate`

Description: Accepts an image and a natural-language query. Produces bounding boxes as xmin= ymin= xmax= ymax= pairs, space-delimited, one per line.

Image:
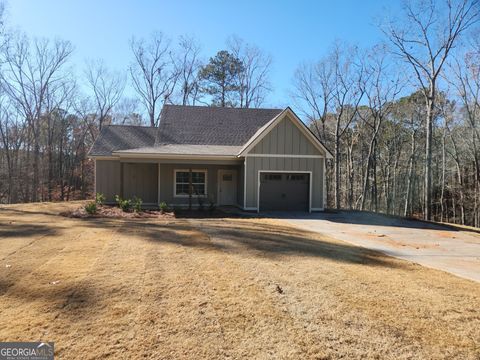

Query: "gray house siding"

xmin=158 ymin=163 xmax=242 ymax=206
xmin=244 ymin=114 xmax=326 ymax=210
xmin=123 ymin=163 xmax=158 ymax=204
xmin=238 ymin=162 xmax=245 ymax=207
xmin=96 ymin=160 xmax=121 ymax=202
xmin=249 ymin=115 xmax=325 ymax=156
xmin=96 ymin=160 xmax=158 ymax=203
xmin=244 ymin=157 xmax=324 ymax=210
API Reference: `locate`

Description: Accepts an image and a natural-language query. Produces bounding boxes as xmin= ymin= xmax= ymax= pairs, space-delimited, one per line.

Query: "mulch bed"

xmin=60 ymin=205 xmax=242 ymax=219
xmin=61 ymin=205 xmax=175 ymax=219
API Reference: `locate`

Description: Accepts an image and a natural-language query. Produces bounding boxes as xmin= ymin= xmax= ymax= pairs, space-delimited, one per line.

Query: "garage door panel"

xmin=259 ymin=172 xmax=309 ymax=211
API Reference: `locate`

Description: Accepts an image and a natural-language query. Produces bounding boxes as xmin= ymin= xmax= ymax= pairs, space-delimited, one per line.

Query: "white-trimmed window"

xmin=174 ymin=169 xmax=207 ymax=197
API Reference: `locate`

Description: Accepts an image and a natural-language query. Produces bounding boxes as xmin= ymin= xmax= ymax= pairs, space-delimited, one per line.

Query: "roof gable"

xmin=249 ymin=115 xmax=324 ymax=156
xmin=239 ymin=108 xmax=333 ymax=158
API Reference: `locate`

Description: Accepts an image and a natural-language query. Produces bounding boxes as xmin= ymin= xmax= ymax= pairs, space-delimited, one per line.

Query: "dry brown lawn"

xmin=0 ymin=202 xmax=479 ymax=359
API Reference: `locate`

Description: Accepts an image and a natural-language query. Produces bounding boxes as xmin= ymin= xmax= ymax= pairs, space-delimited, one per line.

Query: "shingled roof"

xmin=89 ymin=125 xmax=157 ymax=156
xmin=155 ymin=105 xmax=282 ymax=146
xmin=89 ymin=105 xmax=283 ymax=156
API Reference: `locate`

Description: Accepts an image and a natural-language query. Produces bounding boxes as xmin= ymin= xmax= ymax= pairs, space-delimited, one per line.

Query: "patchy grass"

xmin=0 ymin=202 xmax=479 ymax=359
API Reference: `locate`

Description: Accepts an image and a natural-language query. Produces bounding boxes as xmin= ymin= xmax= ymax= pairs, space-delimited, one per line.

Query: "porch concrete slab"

xmin=271 ymin=211 xmax=480 ymax=283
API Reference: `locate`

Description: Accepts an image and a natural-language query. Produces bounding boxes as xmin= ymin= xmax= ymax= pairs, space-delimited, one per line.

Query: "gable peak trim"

xmin=238 ymin=107 xmax=333 ymax=158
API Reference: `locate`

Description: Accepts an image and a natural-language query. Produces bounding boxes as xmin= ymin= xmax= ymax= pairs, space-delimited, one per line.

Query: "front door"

xmin=218 ymin=170 xmax=237 ymax=205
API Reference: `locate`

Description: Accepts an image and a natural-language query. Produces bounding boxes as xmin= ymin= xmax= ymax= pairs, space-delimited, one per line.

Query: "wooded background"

xmin=1 ymin=0 xmax=479 ymax=227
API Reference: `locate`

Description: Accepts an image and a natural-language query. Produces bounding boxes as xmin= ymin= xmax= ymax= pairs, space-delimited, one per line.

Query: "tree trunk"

xmin=32 ymin=133 xmax=40 ymax=202
xmin=404 ymin=131 xmax=416 ymax=217
xmin=424 ymin=88 xmax=435 ymax=220
xmin=334 ymin=134 xmax=340 ymax=209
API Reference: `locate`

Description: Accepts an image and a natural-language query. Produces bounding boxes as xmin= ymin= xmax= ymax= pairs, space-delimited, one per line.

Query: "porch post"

xmin=119 ymin=162 xmax=124 ymax=198
xmin=157 ymin=163 xmax=161 ymax=205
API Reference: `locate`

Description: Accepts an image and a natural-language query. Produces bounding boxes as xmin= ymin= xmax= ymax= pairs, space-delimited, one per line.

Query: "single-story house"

xmin=88 ymin=105 xmax=332 ymax=212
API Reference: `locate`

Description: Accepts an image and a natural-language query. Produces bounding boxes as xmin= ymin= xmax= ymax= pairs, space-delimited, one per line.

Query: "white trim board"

xmin=243 ymin=159 xmax=247 ymax=209
xmin=157 ymin=163 xmax=161 ymax=204
xmin=90 ymin=156 xmax=118 ymax=160
xmin=114 ymin=152 xmax=238 ymax=161
xmin=173 ymin=169 xmax=208 ymax=198
xmin=323 ymin=158 xmax=326 ymax=210
xmin=93 ymin=159 xmax=97 ymax=196
xmin=257 ymin=170 xmax=312 ymax=213
xmin=245 ymin=154 xmax=324 ymax=158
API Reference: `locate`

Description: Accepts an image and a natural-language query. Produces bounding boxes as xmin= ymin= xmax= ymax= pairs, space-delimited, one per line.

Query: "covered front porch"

xmin=95 ymin=158 xmax=244 ymax=209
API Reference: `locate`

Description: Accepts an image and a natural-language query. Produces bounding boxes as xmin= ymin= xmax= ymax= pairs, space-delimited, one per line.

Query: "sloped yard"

xmin=0 ymin=202 xmax=479 ymax=359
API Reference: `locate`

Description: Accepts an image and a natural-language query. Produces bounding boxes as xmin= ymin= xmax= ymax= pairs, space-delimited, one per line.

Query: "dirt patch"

xmin=0 ymin=203 xmax=479 ymax=359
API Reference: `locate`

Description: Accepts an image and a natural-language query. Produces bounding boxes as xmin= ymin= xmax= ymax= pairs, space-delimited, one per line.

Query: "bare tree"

xmin=85 ymin=59 xmax=125 ymax=130
xmin=112 ymin=97 xmax=143 ymax=125
xmin=330 ymin=44 xmax=365 ymax=209
xmin=292 ymin=58 xmax=334 ymax=142
xmin=1 ymin=34 xmax=73 ymax=201
xmin=358 ymin=45 xmax=401 ymax=211
xmin=383 ymin=0 xmax=480 ymax=220
xmin=175 ymin=35 xmax=202 ymax=105
xmin=129 ymin=32 xmax=178 ymax=126
xmin=0 ymin=98 xmax=25 ymax=203
xmin=448 ymin=42 xmax=480 ymax=225
xmin=293 ymin=43 xmax=365 ymax=209
xmin=228 ymin=35 xmax=272 ymax=108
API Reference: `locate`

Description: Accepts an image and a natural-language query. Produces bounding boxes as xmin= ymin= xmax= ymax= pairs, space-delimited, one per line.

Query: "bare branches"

xmin=292 ymin=58 xmax=334 ymax=141
xmin=0 ymin=33 xmax=74 ymax=201
xmin=227 ymin=35 xmax=272 ymax=108
xmin=175 ymin=35 xmax=202 ymax=106
xmin=85 ymin=59 xmax=125 ymax=130
xmin=382 ymin=0 xmax=480 ymax=220
xmin=129 ymin=32 xmax=178 ymax=126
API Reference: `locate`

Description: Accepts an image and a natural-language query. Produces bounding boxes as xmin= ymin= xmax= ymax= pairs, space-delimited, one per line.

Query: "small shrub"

xmin=159 ymin=201 xmax=169 ymax=213
xmin=208 ymin=199 xmax=216 ymax=213
xmin=95 ymin=192 xmax=106 ymax=205
xmin=173 ymin=206 xmax=181 ymax=216
xmin=197 ymin=195 xmax=205 ymax=211
xmin=115 ymin=195 xmax=132 ymax=212
xmin=85 ymin=201 xmax=97 ymax=215
xmin=132 ymin=196 xmax=143 ymax=213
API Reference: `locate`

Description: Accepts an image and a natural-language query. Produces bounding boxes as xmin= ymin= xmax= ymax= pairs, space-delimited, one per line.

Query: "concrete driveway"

xmin=276 ymin=211 xmax=480 ymax=283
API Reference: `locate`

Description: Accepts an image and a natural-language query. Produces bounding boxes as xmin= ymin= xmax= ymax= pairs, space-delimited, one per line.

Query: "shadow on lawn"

xmin=0 ymin=278 xmax=98 ymax=319
xmin=0 ymin=206 xmax=68 ymax=218
xmin=269 ymin=210 xmax=462 ymax=232
xmin=0 ymin=221 xmax=59 ymax=238
xmin=117 ymin=218 xmax=400 ymax=268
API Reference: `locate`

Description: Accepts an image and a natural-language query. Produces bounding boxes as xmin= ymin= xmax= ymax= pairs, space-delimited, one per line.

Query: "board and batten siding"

xmin=96 ymin=160 xmax=159 ymax=203
xmin=249 ymin=115 xmax=325 ymax=156
xmin=123 ymin=163 xmax=158 ymax=204
xmin=95 ymin=160 xmax=121 ymax=202
xmin=244 ymin=114 xmax=325 ymax=210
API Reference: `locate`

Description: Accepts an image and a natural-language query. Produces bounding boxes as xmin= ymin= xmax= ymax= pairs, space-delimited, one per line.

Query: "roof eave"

xmin=112 ymin=151 xmax=241 ymax=161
